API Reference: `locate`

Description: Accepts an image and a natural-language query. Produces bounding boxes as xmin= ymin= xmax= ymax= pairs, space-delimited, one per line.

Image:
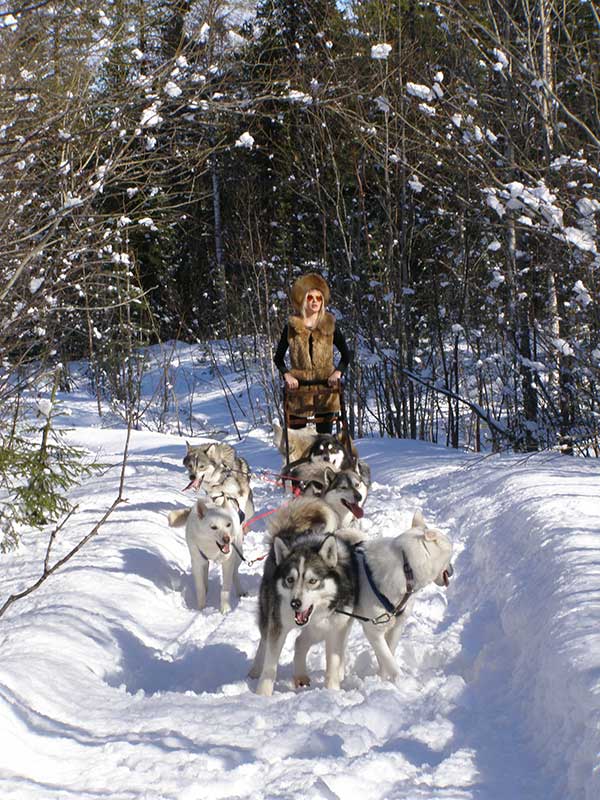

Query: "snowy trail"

xmin=1 ymin=355 xmax=599 ymax=799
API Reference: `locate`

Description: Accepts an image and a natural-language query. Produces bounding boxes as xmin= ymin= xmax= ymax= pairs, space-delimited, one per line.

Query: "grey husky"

xmin=168 ymin=499 xmax=245 ymax=613
xmin=288 ymin=463 xmax=370 ymax=527
xmin=182 ymin=441 xmax=254 ymax=522
xmin=249 ymin=498 xmax=359 ymax=696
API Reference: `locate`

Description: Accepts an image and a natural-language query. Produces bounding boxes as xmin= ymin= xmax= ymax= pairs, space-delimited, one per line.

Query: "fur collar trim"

xmin=288 ymin=312 xmax=335 ymax=336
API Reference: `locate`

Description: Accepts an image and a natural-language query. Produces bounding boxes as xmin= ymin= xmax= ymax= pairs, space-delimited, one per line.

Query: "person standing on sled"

xmin=274 ymin=273 xmax=351 ymax=435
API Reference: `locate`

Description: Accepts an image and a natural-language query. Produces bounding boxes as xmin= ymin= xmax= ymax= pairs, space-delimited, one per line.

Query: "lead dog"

xmin=182 ymin=441 xmax=254 ymax=522
xmin=249 ymin=498 xmax=359 ymax=696
xmin=168 ymin=499 xmax=245 ymax=613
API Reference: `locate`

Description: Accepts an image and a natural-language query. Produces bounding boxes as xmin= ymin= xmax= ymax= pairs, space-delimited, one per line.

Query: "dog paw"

xmin=220 ymin=602 xmax=232 ymax=614
xmin=379 ymin=668 xmax=401 ymax=684
xmin=293 ymin=675 xmax=311 ymax=689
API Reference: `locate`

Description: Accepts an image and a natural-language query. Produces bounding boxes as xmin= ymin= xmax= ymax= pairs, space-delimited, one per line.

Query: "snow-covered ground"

xmin=1 ymin=344 xmax=599 ymax=800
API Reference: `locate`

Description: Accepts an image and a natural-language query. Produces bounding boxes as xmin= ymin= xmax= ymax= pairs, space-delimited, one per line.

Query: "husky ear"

xmin=274 ymin=537 xmax=290 ymax=565
xmin=319 ymin=535 xmax=338 ymax=568
xmin=196 ymin=500 xmax=208 ymax=518
xmin=412 ymin=510 xmax=426 ymax=529
xmin=168 ymin=508 xmax=190 ymax=528
xmin=206 ymin=443 xmax=216 ymax=455
xmin=323 ymin=466 xmax=336 ymax=486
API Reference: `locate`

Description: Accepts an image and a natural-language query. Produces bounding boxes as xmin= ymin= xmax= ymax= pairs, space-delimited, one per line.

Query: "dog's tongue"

xmin=343 ymin=499 xmax=364 ymax=519
xmin=183 ymin=476 xmax=203 ymax=492
xmin=294 ymin=605 xmax=313 ymax=626
xmin=221 ymin=543 xmax=230 ymax=554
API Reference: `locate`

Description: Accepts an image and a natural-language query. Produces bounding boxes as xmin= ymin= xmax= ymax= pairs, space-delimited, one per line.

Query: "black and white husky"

xmin=182 ymin=441 xmax=254 ymax=522
xmin=168 ymin=499 xmax=245 ymax=614
xmin=249 ymin=498 xmax=360 ymax=696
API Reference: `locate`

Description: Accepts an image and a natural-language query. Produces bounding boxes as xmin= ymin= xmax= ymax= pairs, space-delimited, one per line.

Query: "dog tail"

xmin=268 ymin=497 xmax=339 ymax=539
xmin=168 ymin=508 xmax=191 ymax=528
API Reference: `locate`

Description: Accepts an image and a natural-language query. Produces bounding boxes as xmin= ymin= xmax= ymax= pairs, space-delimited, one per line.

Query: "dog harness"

xmin=336 ymin=544 xmax=415 ymax=625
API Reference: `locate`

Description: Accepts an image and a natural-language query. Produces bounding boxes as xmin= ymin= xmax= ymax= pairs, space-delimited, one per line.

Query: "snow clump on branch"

xmin=371 ymin=43 xmax=392 ymax=60
xmin=406 ymin=82 xmax=434 ymax=101
xmin=235 ymin=132 xmax=255 ymax=149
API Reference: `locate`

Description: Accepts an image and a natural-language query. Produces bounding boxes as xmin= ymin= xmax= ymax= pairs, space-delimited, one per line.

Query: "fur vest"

xmin=287 ymin=312 xmax=339 ymax=415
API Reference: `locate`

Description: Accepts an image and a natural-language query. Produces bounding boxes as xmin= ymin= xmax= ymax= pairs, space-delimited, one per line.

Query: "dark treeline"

xmin=1 ymin=0 xmax=600 ymax=466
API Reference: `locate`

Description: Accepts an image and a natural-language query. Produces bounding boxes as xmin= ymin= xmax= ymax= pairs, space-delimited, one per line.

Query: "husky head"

xmin=273 ymin=534 xmax=340 ymax=627
xmin=307 ymin=435 xmax=348 ymax=469
xmin=182 ymin=442 xmax=235 ymax=490
xmin=396 ymin=510 xmax=454 ymax=589
xmin=321 ymin=468 xmax=365 ymax=521
xmin=285 ymin=462 xmax=329 ymax=498
xmin=169 ymin=499 xmax=237 ymax=557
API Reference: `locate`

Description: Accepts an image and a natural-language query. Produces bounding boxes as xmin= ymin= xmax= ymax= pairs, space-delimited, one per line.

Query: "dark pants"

xmin=289 ymin=413 xmax=335 ymax=435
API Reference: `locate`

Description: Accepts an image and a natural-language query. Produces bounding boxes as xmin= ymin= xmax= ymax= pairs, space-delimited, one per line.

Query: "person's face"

xmin=306 ymin=292 xmax=323 ymax=313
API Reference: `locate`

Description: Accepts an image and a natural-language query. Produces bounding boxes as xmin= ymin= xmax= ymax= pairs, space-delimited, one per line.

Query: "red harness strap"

xmin=242 ymin=506 xmax=279 ymax=533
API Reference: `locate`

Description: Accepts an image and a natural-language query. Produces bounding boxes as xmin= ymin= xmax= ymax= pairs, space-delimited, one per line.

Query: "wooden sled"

xmin=281 ymin=379 xmax=350 ymax=468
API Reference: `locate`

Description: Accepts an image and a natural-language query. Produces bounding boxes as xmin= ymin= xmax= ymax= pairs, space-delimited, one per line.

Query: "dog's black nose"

xmin=290 ymin=598 xmax=301 ymax=610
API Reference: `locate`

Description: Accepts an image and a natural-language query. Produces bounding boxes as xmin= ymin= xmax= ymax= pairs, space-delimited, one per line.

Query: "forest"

xmin=1 ymin=0 xmax=599 ymax=547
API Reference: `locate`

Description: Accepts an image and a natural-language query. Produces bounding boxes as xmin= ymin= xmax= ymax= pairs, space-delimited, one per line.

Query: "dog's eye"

xmin=226 ymin=522 xmax=231 ymax=528
xmin=210 ymin=525 xmax=217 ymax=530
xmin=286 ymin=576 xmax=294 ymax=586
xmin=308 ymin=578 xmax=318 ymax=585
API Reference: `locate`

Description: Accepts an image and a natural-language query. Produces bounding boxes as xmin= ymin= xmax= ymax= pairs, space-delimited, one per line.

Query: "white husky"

xmin=349 ymin=510 xmax=453 ymax=682
xmin=168 ymin=499 xmax=245 ymax=613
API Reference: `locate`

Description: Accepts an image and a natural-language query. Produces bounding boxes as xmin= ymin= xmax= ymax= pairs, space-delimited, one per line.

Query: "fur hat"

xmin=290 ymin=273 xmax=330 ymax=312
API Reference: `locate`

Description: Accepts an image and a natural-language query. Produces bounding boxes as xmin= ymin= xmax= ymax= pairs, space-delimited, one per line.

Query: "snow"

xmin=418 ymin=103 xmax=436 ymax=117
xmin=406 ymin=82 xmax=433 ymax=101
xmin=0 ymin=13 xmax=18 ymax=30
xmin=1 ymin=345 xmax=599 ymax=800
xmin=286 ymin=91 xmax=312 ymax=105
xmin=558 ymin=226 xmax=597 ymax=253
xmin=235 ymin=132 xmax=255 ymax=149
xmin=140 ymin=103 xmax=163 ymax=128
xmin=576 ymin=198 xmax=600 ymax=218
xmin=164 ymin=81 xmax=182 ymax=99
xmin=371 ymin=44 xmax=392 ymax=60
xmin=408 ymin=175 xmax=424 ymax=193
xmin=484 ymin=192 xmax=505 ymax=219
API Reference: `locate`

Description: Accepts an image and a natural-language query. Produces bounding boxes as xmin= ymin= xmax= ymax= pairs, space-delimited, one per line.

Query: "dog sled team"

xmin=167 ymin=273 xmax=454 ymax=696
xmin=169 ymin=430 xmax=453 ymax=696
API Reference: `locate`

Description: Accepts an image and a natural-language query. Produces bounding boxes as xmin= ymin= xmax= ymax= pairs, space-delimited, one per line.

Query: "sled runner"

xmin=281 ymin=378 xmax=350 ymax=466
